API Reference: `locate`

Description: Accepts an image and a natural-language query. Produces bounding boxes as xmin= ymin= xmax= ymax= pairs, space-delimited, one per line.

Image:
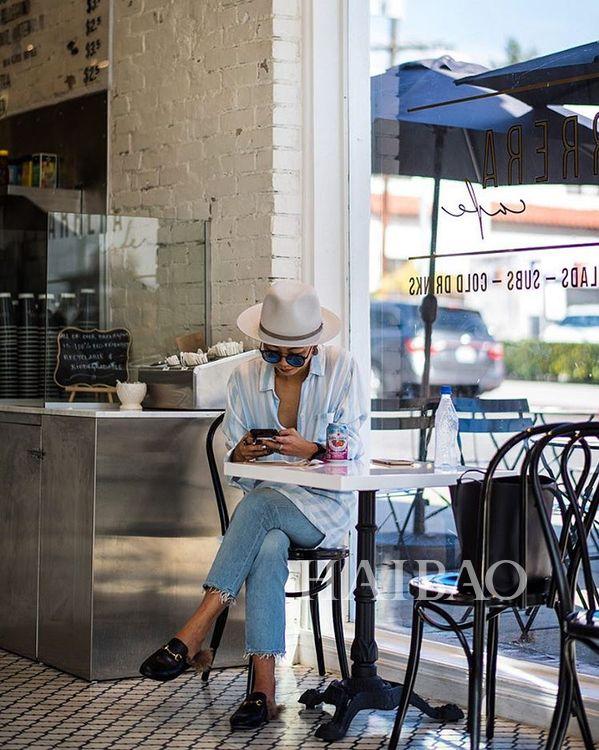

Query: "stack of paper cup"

xmin=38 ymin=293 xmax=58 ymax=400
xmin=18 ymin=293 xmax=40 ymax=398
xmin=0 ymin=293 xmax=17 ymax=398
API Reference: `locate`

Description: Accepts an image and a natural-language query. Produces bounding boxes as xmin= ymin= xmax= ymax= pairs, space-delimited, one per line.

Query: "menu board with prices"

xmin=0 ymin=0 xmax=110 ymax=117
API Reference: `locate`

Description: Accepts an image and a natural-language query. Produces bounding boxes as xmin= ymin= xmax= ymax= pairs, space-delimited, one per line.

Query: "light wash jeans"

xmin=203 ymin=486 xmax=325 ymax=657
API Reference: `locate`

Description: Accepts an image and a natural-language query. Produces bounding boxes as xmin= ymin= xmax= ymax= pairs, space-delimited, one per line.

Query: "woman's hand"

xmin=267 ymin=428 xmax=318 ymax=460
xmin=231 ymin=432 xmax=276 ymax=462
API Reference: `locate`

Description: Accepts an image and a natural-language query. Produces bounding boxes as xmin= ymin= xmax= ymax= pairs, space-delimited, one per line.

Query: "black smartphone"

xmin=249 ymin=428 xmax=279 ymax=443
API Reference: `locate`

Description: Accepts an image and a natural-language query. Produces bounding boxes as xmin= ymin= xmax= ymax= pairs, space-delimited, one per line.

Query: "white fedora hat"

xmin=236 ymin=280 xmax=341 ymax=347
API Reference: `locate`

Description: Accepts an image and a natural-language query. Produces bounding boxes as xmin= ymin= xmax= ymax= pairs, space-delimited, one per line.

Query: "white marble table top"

xmin=224 ymin=458 xmax=488 ymax=492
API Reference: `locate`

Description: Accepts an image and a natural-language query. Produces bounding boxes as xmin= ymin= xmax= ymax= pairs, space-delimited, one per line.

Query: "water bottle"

xmin=434 ymin=385 xmax=460 ymax=471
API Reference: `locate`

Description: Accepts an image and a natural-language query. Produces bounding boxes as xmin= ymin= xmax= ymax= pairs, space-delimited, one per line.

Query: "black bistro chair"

xmin=530 ymin=423 xmax=599 ymax=750
xmin=388 ymin=422 xmax=563 ymax=750
xmin=201 ymin=413 xmax=350 ymax=694
xmin=455 ymin=397 xmax=543 ymax=638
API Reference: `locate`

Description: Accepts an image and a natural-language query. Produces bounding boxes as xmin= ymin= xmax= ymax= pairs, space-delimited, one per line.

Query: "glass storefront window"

xmin=368 ymin=1 xmax=599 ymax=676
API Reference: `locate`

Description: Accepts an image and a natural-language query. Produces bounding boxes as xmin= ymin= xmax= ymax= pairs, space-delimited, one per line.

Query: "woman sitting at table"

xmin=139 ymin=280 xmax=367 ymax=730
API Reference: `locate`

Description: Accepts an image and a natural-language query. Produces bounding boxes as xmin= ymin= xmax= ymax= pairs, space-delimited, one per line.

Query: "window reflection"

xmin=368 ymin=1 xmax=599 ymax=676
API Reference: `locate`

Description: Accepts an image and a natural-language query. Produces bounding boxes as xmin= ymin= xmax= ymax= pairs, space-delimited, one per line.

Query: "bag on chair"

xmin=450 ymin=472 xmax=556 ymax=599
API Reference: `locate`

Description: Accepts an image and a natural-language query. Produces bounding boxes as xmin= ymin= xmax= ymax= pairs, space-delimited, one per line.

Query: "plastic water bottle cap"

xmin=440 ymin=385 xmax=452 ymax=395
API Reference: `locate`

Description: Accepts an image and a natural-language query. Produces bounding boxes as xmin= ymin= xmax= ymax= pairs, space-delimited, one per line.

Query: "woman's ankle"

xmin=174 ymin=591 xmax=229 ymax=655
xmin=174 ymin=629 xmax=203 ymax=657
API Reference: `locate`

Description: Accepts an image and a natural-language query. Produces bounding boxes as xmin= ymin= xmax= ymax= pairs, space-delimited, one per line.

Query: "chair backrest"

xmin=529 ymin=422 xmax=599 ymax=619
xmin=454 ymin=397 xmax=534 ymax=468
xmin=206 ymin=412 xmax=230 ymax=535
xmin=469 ymin=421 xmax=564 ymax=607
xmin=371 ymin=397 xmax=439 ymax=461
xmin=370 ymin=397 xmax=438 ymax=431
xmin=454 ymin=397 xmax=533 ymax=434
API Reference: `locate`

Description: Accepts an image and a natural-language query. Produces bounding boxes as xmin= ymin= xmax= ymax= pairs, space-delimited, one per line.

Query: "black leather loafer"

xmin=229 ymin=691 xmax=269 ymax=730
xmin=139 ymin=637 xmax=191 ymax=682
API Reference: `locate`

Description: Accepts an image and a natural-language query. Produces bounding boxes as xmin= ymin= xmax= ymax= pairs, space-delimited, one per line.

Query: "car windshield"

xmin=559 ymin=316 xmax=599 ymax=327
xmin=433 ymin=308 xmax=490 ymax=337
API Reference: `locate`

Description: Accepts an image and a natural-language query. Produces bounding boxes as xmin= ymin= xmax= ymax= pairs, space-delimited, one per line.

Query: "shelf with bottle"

xmin=0 ymin=184 xmax=84 ymax=213
xmin=0 ymin=149 xmax=84 ymax=213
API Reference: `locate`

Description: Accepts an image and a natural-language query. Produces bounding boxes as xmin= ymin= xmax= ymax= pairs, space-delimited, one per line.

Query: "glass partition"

xmin=45 ymin=213 xmax=208 ymax=402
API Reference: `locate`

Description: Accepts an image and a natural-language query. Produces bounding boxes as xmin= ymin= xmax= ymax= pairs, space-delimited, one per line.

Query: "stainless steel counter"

xmin=0 ymin=404 xmax=244 ymax=681
xmin=0 ymin=400 xmax=219 ymax=418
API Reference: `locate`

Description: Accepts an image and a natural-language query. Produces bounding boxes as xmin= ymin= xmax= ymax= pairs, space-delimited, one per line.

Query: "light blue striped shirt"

xmin=222 ymin=345 xmax=368 ymax=546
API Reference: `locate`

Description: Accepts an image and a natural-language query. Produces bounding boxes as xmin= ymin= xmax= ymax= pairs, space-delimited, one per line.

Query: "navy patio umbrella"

xmin=454 ymin=41 xmax=599 ymax=107
xmin=371 ymin=55 xmax=597 ymax=400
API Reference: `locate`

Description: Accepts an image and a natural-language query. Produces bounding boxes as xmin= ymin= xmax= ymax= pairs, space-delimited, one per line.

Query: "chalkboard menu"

xmin=54 ymin=327 xmax=130 ymax=388
xmin=0 ymin=0 xmax=109 ymax=117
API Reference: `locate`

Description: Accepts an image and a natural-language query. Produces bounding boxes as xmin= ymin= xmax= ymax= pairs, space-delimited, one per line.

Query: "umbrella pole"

xmin=419 ymin=182 xmax=440 ymax=397
xmin=414 ymin=129 xmax=444 ymax=537
xmin=420 ymin=128 xmax=444 ymax=402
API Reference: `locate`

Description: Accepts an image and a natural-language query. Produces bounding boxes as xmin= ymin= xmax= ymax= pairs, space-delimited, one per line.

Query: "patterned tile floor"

xmin=0 ymin=649 xmax=585 ymax=750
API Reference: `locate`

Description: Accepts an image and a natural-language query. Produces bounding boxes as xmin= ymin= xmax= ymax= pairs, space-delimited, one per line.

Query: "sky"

xmin=398 ymin=0 xmax=599 ymax=68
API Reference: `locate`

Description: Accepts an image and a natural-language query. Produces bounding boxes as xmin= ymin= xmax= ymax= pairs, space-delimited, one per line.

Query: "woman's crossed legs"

xmin=175 ymin=486 xmax=324 ymax=714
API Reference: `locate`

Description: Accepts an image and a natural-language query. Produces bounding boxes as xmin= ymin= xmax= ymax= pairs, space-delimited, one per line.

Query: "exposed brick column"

xmin=110 ymin=0 xmax=302 ymax=343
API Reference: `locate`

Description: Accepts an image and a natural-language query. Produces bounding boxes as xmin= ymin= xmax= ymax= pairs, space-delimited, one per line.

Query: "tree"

xmin=504 ymin=36 xmax=537 ymax=65
xmin=490 ymin=37 xmax=538 ymax=68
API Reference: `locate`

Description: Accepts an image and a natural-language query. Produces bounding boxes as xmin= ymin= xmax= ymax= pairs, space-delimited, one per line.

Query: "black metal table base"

xmin=299 ymin=675 xmax=463 ymax=741
xmin=297 ymin=489 xmax=464 ymax=741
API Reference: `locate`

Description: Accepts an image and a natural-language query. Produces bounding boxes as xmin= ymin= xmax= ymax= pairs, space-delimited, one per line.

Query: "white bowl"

xmin=116 ymin=380 xmax=147 ymax=410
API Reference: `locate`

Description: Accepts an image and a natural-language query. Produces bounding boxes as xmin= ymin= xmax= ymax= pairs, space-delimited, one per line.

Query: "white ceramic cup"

xmin=116 ymin=381 xmax=147 ymax=410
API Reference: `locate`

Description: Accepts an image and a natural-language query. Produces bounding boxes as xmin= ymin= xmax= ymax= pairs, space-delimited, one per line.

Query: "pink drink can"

xmin=325 ymin=421 xmax=348 ymax=461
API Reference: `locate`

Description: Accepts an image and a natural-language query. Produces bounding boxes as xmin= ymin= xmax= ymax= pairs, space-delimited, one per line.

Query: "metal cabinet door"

xmin=0 ymin=418 xmax=42 ymax=659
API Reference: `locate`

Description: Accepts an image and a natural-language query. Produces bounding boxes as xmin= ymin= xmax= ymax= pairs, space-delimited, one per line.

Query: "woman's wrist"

xmin=308 ymin=442 xmax=325 ymax=460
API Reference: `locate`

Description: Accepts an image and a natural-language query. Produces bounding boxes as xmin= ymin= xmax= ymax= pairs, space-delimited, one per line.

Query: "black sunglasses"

xmin=260 ymin=346 xmax=311 ymax=368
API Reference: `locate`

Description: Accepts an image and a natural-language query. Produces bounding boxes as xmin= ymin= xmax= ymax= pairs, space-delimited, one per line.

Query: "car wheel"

xmin=456 ymin=384 xmax=480 ymax=398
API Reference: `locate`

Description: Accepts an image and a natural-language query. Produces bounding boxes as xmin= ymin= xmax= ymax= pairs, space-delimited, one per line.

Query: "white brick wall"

xmin=110 ymin=0 xmax=303 ymax=342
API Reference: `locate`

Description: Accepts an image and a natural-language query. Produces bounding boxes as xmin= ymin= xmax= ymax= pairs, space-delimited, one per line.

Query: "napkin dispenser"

xmin=139 ymin=350 xmax=258 ymax=410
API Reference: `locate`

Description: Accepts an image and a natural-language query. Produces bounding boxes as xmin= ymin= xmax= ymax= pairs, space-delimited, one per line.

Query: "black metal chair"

xmin=201 ymin=413 xmax=350 ymax=694
xmin=388 ymin=422 xmax=562 ymax=750
xmin=455 ymin=397 xmax=544 ymax=639
xmin=530 ymin=423 xmax=599 ymax=750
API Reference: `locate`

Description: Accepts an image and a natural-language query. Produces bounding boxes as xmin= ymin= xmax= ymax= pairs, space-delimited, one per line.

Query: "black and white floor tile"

xmin=0 ymin=649 xmax=585 ymax=749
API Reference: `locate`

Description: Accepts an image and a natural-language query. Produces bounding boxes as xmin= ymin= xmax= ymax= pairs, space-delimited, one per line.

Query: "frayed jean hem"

xmin=202 ymin=583 xmax=237 ymax=606
xmin=243 ymin=650 xmax=286 ymax=662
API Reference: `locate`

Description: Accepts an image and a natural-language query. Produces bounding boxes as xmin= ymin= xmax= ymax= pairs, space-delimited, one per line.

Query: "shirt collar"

xmin=259 ymin=357 xmax=275 ymax=392
xmin=311 ymin=346 xmax=325 ymax=376
xmin=258 ymin=347 xmax=325 ymax=392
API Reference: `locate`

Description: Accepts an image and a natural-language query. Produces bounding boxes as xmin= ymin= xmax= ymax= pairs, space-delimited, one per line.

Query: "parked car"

xmin=370 ymin=300 xmax=505 ymax=399
xmin=541 ymin=305 xmax=599 ymax=344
